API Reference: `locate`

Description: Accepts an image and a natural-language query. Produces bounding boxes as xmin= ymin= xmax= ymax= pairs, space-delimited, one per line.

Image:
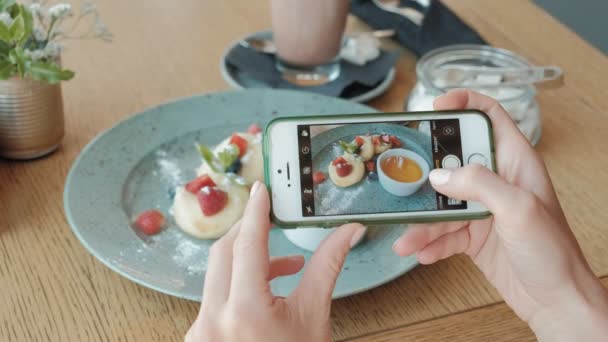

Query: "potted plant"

xmin=0 ymin=0 xmax=110 ymax=159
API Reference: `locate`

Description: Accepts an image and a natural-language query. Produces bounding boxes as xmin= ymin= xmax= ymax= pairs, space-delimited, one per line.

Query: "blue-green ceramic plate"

xmin=64 ymin=89 xmax=417 ymax=301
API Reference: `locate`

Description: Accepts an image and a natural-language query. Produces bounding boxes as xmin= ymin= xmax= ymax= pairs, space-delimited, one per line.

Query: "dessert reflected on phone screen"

xmin=296 ymin=119 xmax=467 ymax=217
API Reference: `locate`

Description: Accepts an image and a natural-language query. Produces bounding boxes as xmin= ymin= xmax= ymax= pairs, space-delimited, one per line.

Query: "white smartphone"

xmin=263 ymin=110 xmax=495 ymax=227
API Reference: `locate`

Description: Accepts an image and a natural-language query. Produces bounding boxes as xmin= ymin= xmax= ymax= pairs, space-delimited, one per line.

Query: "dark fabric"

xmin=225 ymin=44 xmax=400 ymax=98
xmin=350 ymin=0 xmax=486 ymax=56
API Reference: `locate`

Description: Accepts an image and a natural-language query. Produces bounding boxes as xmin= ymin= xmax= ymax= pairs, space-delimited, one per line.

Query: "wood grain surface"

xmin=1 ymin=0 xmax=607 ymax=341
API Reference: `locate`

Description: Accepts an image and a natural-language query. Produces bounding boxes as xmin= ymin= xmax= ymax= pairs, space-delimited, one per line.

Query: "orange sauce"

xmin=381 ymin=156 xmax=422 ymax=182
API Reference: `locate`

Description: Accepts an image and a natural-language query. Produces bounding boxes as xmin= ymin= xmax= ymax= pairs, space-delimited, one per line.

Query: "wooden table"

xmin=2 ymin=0 xmax=607 ymax=341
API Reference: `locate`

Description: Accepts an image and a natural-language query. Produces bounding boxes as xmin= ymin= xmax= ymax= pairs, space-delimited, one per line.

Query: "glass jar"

xmin=406 ymin=45 xmax=541 ymax=145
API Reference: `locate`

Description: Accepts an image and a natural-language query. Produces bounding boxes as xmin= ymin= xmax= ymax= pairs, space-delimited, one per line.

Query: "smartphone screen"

xmin=296 ymin=119 xmax=466 ymax=217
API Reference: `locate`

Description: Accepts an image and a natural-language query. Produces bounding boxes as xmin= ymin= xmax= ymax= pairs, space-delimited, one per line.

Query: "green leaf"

xmin=9 ymin=48 xmax=24 ymax=77
xmin=338 ymin=140 xmax=359 ymax=154
xmin=9 ymin=13 xmax=24 ymax=43
xmin=27 ymin=62 xmax=75 ymax=83
xmin=18 ymin=5 xmax=33 ymax=43
xmin=0 ymin=59 xmax=14 ymax=79
xmin=0 ymin=0 xmax=16 ymax=13
xmin=197 ymin=144 xmax=223 ymax=173
xmin=0 ymin=21 xmax=11 ymax=42
xmin=0 ymin=40 xmax=9 ymax=55
xmin=217 ymin=144 xmax=239 ymax=170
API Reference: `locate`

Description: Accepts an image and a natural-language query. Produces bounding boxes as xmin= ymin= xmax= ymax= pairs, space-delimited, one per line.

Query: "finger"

xmin=200 ymin=220 xmax=241 ymax=314
xmin=433 ymin=89 xmax=527 ymax=146
xmin=268 ymin=255 xmax=305 ymax=280
xmin=428 ymin=164 xmax=526 ymax=218
xmin=230 ymin=181 xmax=273 ymax=299
xmin=415 ymin=226 xmax=471 ymax=264
xmin=290 ymin=223 xmax=366 ymax=313
xmin=392 ymin=221 xmax=467 ymax=257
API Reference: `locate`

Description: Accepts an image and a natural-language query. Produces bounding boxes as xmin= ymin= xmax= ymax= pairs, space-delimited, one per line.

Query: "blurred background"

xmin=535 ymin=0 xmax=607 ymax=53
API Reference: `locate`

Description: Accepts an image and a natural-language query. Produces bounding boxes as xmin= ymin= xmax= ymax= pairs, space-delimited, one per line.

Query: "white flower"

xmin=44 ymin=42 xmax=64 ymax=58
xmin=24 ymin=49 xmax=45 ymax=61
xmin=0 ymin=11 xmax=12 ymax=26
xmin=33 ymin=27 xmax=47 ymax=42
xmin=48 ymin=4 xmax=72 ymax=19
xmin=29 ymin=3 xmax=41 ymax=16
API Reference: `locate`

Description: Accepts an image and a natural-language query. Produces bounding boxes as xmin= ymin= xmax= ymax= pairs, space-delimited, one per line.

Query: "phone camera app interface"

xmin=297 ymin=120 xmax=466 ymax=217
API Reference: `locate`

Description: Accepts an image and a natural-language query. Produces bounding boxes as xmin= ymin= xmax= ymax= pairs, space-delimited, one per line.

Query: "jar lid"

xmin=416 ymin=45 xmax=536 ymax=103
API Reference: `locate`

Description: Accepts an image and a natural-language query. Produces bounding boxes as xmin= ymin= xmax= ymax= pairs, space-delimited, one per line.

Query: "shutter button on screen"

xmin=441 ymin=155 xmax=461 ymax=169
xmin=468 ymin=153 xmax=488 ymax=167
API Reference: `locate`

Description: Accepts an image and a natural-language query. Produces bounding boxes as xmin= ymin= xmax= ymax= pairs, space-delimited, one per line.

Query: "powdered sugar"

xmin=156 ymin=149 xmax=183 ymax=186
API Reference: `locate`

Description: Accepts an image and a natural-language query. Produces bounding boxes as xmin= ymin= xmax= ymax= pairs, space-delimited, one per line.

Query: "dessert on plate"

xmin=172 ymin=124 xmax=263 ymax=239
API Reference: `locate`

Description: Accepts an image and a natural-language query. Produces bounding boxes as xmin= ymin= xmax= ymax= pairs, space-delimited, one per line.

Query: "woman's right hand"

xmin=392 ymin=90 xmax=608 ymax=341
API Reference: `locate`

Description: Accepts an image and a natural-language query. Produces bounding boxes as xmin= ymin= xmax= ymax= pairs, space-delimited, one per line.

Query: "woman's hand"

xmin=186 ymin=182 xmax=365 ymax=342
xmin=392 ymin=89 xmax=608 ymax=341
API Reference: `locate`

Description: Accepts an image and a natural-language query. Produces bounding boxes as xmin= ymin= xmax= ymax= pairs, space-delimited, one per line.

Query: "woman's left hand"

xmin=185 ymin=181 xmax=366 ymax=342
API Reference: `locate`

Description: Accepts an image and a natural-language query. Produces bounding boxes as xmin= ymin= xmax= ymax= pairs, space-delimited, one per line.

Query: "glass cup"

xmin=270 ymin=0 xmax=349 ymax=86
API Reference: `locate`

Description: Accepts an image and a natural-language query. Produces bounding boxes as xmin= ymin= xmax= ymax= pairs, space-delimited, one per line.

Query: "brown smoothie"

xmin=271 ymin=0 xmax=349 ymax=67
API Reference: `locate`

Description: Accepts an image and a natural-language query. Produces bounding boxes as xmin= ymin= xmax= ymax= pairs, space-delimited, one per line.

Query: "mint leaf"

xmin=197 ymin=144 xmax=223 ymax=173
xmin=338 ymin=140 xmax=359 ymax=154
xmin=27 ymin=62 xmax=74 ymax=83
xmin=217 ymin=144 xmax=239 ymax=170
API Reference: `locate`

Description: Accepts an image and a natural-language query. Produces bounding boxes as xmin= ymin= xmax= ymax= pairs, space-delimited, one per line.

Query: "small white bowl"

xmin=377 ymin=149 xmax=430 ymax=197
xmin=283 ymin=227 xmax=367 ymax=252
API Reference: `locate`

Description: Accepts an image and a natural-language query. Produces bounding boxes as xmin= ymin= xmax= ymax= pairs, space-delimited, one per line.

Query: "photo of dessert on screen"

xmin=306 ymin=121 xmax=437 ymax=216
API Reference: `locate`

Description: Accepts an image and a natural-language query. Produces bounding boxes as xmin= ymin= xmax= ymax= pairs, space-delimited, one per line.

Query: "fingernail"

xmin=391 ymin=238 xmax=401 ymax=252
xmin=249 ymin=181 xmax=261 ymax=198
xmin=429 ymin=169 xmax=451 ymax=186
xmin=349 ymin=226 xmax=367 ymax=248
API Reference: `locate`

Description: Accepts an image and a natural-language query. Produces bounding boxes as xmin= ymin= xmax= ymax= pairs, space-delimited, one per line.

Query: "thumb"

xmin=289 ymin=223 xmax=366 ymax=314
xmin=428 ymin=164 xmax=525 ymax=218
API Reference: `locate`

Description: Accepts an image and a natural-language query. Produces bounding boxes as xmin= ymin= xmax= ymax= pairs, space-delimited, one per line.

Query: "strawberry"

xmin=354 ymin=136 xmax=364 ymax=146
xmin=335 ymin=162 xmax=353 ymax=177
xmin=229 ymin=134 xmax=248 ymax=157
xmin=372 ymin=135 xmax=381 ymax=146
xmin=389 ymin=135 xmax=402 ymax=147
xmin=332 ymin=156 xmax=347 ymax=166
xmin=366 ymin=160 xmax=375 ymax=172
xmin=185 ymin=174 xmax=216 ymax=194
xmin=247 ymin=123 xmax=262 ymax=134
xmin=134 ymin=210 xmax=165 ymax=235
xmin=197 ymin=186 xmax=228 ymax=216
xmin=313 ymin=171 xmax=326 ymax=184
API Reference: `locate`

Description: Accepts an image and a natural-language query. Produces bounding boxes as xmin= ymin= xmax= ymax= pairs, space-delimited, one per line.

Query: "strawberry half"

xmin=335 ymin=162 xmax=353 ymax=177
xmin=366 ymin=160 xmax=375 ymax=172
xmin=197 ymin=186 xmax=228 ymax=216
xmin=229 ymin=134 xmax=248 ymax=157
xmin=185 ymin=174 xmax=216 ymax=194
xmin=313 ymin=171 xmax=326 ymax=185
xmin=134 ymin=210 xmax=165 ymax=235
xmin=332 ymin=156 xmax=347 ymax=166
xmin=247 ymin=123 xmax=262 ymax=134
xmin=354 ymin=136 xmax=364 ymax=146
xmin=389 ymin=135 xmax=402 ymax=147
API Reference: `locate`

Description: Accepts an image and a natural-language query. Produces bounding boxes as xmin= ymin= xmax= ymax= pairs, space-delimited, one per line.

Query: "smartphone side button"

xmin=467 ymin=153 xmax=488 ymax=167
